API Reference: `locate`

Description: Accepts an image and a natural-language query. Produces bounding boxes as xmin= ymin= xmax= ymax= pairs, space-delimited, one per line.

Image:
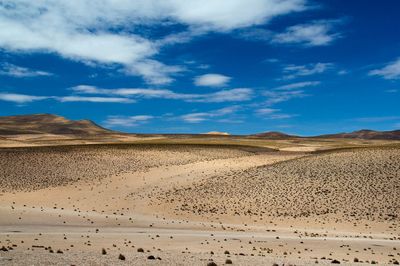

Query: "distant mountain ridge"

xmin=316 ymin=129 xmax=400 ymax=140
xmin=0 ymin=114 xmax=114 ymax=135
xmin=251 ymin=131 xmax=296 ymax=139
xmin=252 ymin=129 xmax=400 ymax=140
xmin=0 ymin=114 xmax=399 ymax=140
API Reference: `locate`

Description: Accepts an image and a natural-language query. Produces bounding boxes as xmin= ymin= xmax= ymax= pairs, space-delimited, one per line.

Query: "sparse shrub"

xmin=118 ymin=254 xmax=126 ymax=260
xmin=225 ymin=259 xmax=233 ymax=264
xmin=102 ymin=248 xmax=107 ymax=255
xmin=137 ymin=248 xmax=144 ymax=252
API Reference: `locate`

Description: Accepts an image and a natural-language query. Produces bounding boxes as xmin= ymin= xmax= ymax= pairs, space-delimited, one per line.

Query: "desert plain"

xmin=0 ymin=115 xmax=399 ymax=265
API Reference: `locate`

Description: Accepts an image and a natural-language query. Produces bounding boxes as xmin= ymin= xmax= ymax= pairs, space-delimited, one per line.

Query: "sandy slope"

xmin=0 ymin=145 xmax=399 ymax=265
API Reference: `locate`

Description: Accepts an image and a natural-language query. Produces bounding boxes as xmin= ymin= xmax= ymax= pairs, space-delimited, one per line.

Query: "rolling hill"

xmin=251 ymin=131 xmax=297 ymax=139
xmin=0 ymin=114 xmax=114 ymax=135
xmin=0 ymin=114 xmax=399 ymax=140
xmin=317 ymin=129 xmax=400 ymax=140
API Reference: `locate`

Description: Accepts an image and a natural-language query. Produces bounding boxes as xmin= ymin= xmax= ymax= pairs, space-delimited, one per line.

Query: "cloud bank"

xmin=0 ymin=0 xmax=307 ymax=84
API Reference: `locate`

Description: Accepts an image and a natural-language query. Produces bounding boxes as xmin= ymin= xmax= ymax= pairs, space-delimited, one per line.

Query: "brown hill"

xmin=317 ymin=129 xmax=400 ymax=140
xmin=0 ymin=114 xmax=114 ymax=135
xmin=252 ymin=131 xmax=296 ymax=139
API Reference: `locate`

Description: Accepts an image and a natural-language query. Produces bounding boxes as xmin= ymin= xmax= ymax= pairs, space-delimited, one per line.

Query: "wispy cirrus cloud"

xmin=273 ymin=20 xmax=342 ymax=47
xmin=255 ymin=107 xmax=296 ymax=120
xmin=282 ymin=63 xmax=333 ymax=79
xmin=369 ymin=58 xmax=400 ymax=80
xmin=194 ymin=73 xmax=231 ymax=87
xmin=0 ymin=93 xmax=134 ymax=104
xmin=263 ymin=81 xmax=320 ymax=106
xmin=264 ymin=90 xmax=308 ymax=105
xmin=237 ymin=19 xmax=343 ymax=47
xmin=273 ymin=81 xmax=320 ymax=90
xmin=1 ymin=84 xmax=253 ymax=105
xmin=124 ymin=60 xmax=185 ymax=85
xmin=58 ymin=96 xmax=135 ymax=103
xmin=0 ymin=93 xmax=49 ymax=103
xmin=71 ymin=85 xmax=253 ymax=103
xmin=181 ymin=106 xmax=239 ymax=123
xmin=255 ymin=108 xmax=280 ymax=115
xmin=104 ymin=115 xmax=154 ymax=127
xmin=0 ymin=63 xmax=53 ymax=77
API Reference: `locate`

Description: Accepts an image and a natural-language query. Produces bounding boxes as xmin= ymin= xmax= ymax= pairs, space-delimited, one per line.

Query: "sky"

xmin=0 ymin=0 xmax=399 ymax=136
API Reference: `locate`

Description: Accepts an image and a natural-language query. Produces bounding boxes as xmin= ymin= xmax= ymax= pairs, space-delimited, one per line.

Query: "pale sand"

xmin=279 ymin=146 xmax=321 ymax=152
xmin=0 ymin=145 xmax=399 ymax=265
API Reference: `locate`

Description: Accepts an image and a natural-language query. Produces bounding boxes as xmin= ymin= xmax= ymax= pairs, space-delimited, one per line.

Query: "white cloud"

xmin=369 ymin=58 xmax=400 ymax=80
xmin=262 ymin=81 xmax=319 ymax=105
xmin=274 ymin=81 xmax=320 ymax=90
xmin=104 ymin=115 xmax=154 ymax=127
xmin=264 ymin=89 xmax=308 ymax=105
xmin=195 ymin=88 xmax=252 ymax=102
xmin=0 ymin=63 xmax=53 ymax=77
xmin=58 ymin=96 xmax=134 ymax=103
xmin=0 ymin=0 xmax=306 ymax=84
xmin=255 ymin=108 xmax=280 ymax=115
xmin=0 ymin=92 xmax=135 ymax=104
xmin=273 ymin=20 xmax=341 ymax=46
xmin=181 ymin=106 xmax=239 ymax=123
xmin=255 ymin=107 xmax=295 ymax=119
xmin=0 ymin=93 xmax=48 ymax=103
xmin=125 ymin=59 xmax=185 ymax=85
xmin=283 ymin=63 xmax=333 ymax=79
xmin=165 ymin=0 xmax=307 ymax=31
xmin=194 ymin=73 xmax=231 ymax=87
xmin=71 ymin=85 xmax=253 ymax=103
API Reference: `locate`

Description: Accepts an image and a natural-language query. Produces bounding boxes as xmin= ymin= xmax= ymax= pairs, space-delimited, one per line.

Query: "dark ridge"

xmin=316 ymin=129 xmax=400 ymax=140
xmin=250 ymin=131 xmax=297 ymax=139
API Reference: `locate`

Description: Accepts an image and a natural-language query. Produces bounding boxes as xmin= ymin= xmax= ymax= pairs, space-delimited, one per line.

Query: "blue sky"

xmin=0 ymin=0 xmax=399 ymax=135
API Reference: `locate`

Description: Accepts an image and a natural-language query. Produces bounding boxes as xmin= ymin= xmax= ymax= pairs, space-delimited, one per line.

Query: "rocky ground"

xmin=154 ymin=147 xmax=400 ymax=223
xmin=0 ymin=144 xmax=399 ymax=265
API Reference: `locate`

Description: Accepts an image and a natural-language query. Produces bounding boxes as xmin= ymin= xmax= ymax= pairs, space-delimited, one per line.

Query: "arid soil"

xmin=0 ymin=144 xmax=399 ymax=265
xmin=0 ymin=144 xmax=265 ymax=192
xmin=155 ymin=148 xmax=400 ymax=223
